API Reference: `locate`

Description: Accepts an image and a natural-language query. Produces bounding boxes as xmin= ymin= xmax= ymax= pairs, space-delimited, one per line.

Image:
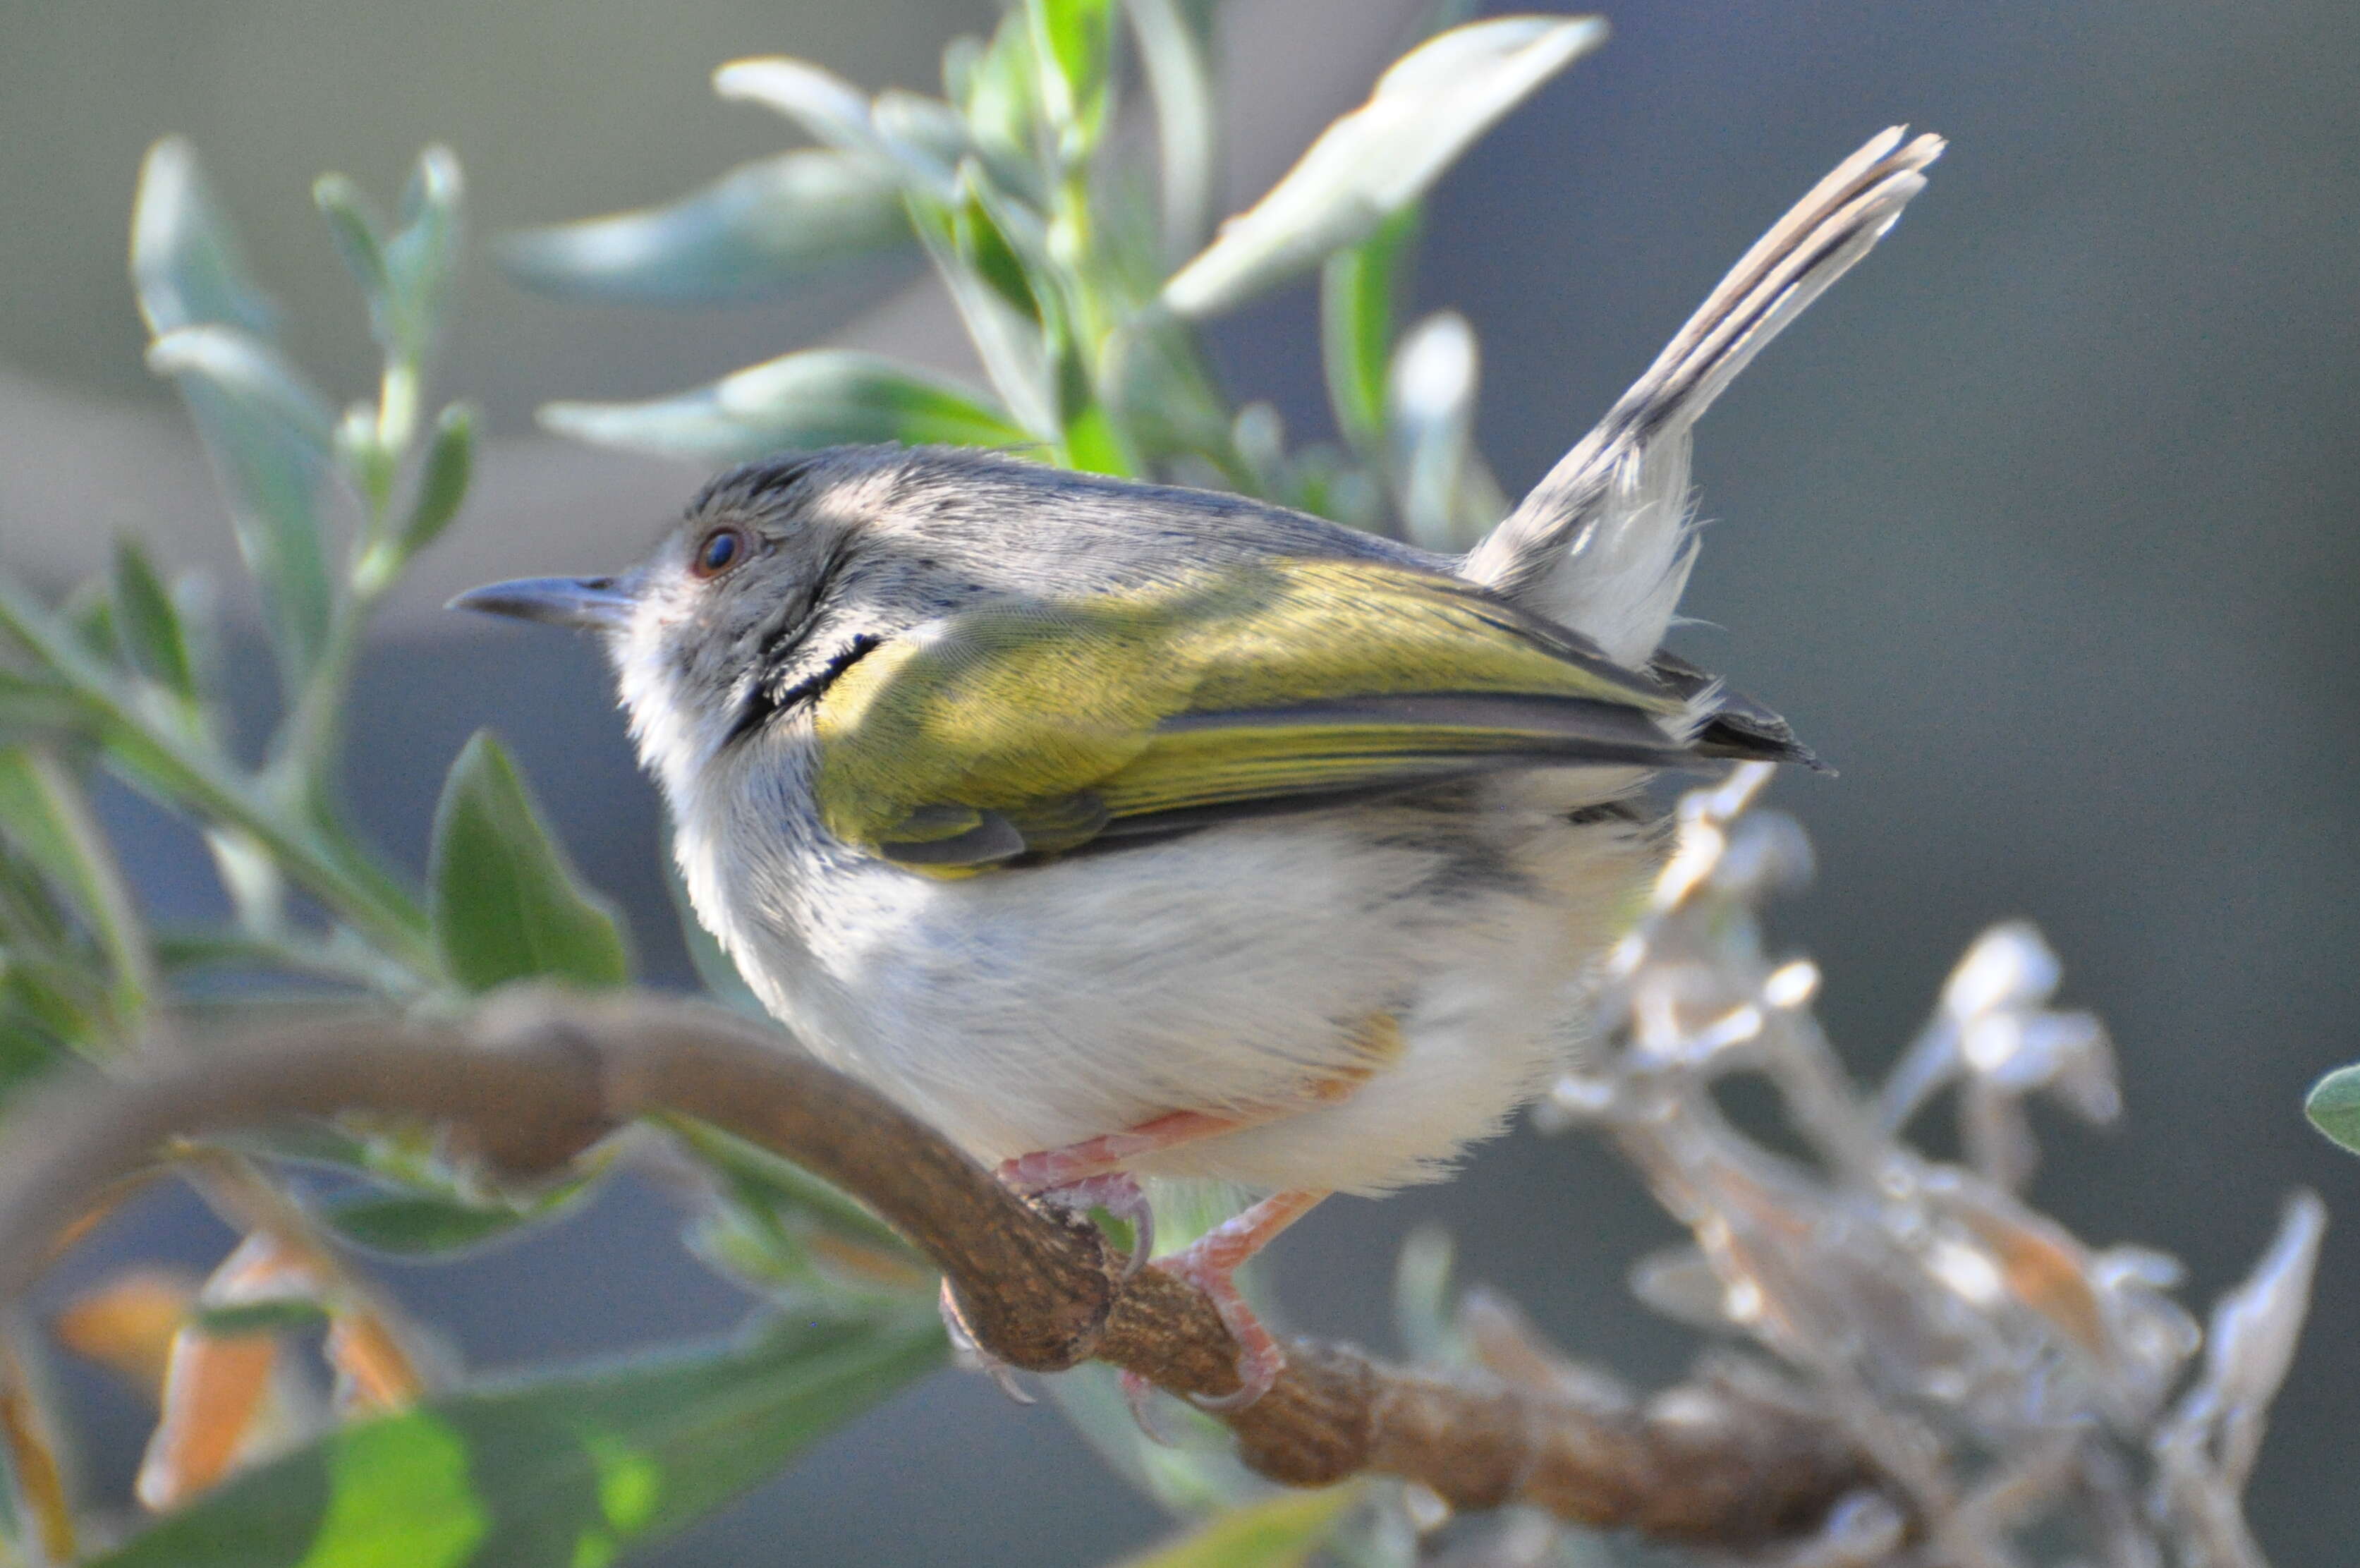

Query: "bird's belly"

xmin=715 ymin=794 xmax=1655 ymax=1194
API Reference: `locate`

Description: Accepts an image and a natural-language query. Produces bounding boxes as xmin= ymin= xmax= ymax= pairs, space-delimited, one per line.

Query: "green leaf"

xmin=2306 ymin=1065 xmax=2360 ymax=1154
xmin=1111 ymin=1485 xmax=1360 ymax=1568
xmin=317 ymin=1186 xmax=580 ymax=1259
xmin=1126 ymin=0 xmax=1221 ymax=260
xmin=1030 ymin=0 xmax=1118 ymax=146
xmin=89 ymin=1312 xmax=948 ymax=1568
xmin=1164 ymin=15 xmax=1606 ymax=317
xmin=907 ymin=186 xmax=1059 ymax=437
xmin=498 ymin=151 xmax=913 ymax=305
xmin=110 ymin=540 xmax=200 ymax=703
xmin=129 ymin=136 xmax=276 ymax=340
xmin=539 ymin=349 xmax=1030 ymax=464
xmin=0 ymin=1014 xmax=71 ymax=1116
xmin=0 ymin=670 xmax=85 ymax=738
xmin=396 ymin=402 xmax=475 ymax=559
xmin=0 ymin=744 xmax=148 ymax=1028
xmin=0 ymin=748 xmax=107 ymax=929
xmin=190 ymin=1296 xmax=332 ymax=1337
xmin=380 ymin=146 xmax=463 ymax=364
xmin=429 ymin=732 xmax=631 ymax=992
xmin=313 ymin=174 xmax=391 ymax=312
xmin=1320 ymin=205 xmax=1418 ymax=457
xmin=145 ymin=324 xmax=336 ymax=682
xmin=954 ymin=13 xmax=1050 ymax=201
xmin=666 ymin=1117 xmax=919 ymax=1265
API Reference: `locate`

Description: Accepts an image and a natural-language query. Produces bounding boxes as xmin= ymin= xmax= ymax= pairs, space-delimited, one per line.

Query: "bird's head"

xmin=451 ymin=447 xmax=981 ymax=809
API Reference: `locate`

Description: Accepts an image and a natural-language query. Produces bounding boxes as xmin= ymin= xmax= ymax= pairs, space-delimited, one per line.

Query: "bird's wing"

xmin=811 ymin=558 xmax=1697 ymax=873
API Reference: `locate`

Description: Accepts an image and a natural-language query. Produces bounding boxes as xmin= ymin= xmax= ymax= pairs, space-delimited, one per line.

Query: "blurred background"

xmin=2 ymin=0 xmax=2355 ymax=1562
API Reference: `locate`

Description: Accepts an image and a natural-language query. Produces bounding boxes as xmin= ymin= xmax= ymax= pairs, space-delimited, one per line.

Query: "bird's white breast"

xmin=671 ymin=731 xmax=1656 ymax=1196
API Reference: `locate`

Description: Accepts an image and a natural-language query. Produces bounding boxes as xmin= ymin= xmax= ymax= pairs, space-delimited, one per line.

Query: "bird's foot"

xmin=1150 ymin=1189 xmax=1328 ymax=1411
xmin=938 ymin=1278 xmax=1035 ymax=1405
xmin=1156 ymin=1244 xmax=1288 ymax=1411
xmin=998 ymin=1168 xmax=1156 ymax=1278
xmin=1118 ymin=1368 xmax=1176 ymax=1447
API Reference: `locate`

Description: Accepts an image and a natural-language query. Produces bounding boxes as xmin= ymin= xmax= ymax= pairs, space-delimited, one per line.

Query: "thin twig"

xmin=0 ymin=991 xmax=1876 ymax=1548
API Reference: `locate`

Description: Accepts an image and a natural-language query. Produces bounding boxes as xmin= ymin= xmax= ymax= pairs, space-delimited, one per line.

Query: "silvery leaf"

xmin=538 ymin=349 xmax=1029 ymax=464
xmin=499 ymin=151 xmax=913 ymax=303
xmin=714 ymin=56 xmax=893 ymax=165
xmin=1162 ymin=16 xmax=1606 ymax=317
xmin=129 ymin=137 xmax=276 ymax=339
xmin=1124 ymin=0 xmax=1219 ymax=259
xmin=144 ymin=326 xmax=335 ymax=679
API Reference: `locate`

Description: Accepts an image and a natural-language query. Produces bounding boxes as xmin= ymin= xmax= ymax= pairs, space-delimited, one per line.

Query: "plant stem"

xmin=0 ymin=578 xmax=437 ymax=978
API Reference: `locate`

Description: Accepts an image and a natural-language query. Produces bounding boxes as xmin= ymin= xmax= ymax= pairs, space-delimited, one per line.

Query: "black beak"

xmin=448 ymin=576 xmax=635 ymax=631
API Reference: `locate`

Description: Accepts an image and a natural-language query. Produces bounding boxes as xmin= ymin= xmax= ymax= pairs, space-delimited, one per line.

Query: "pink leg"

xmin=996 ymin=1110 xmax=1249 ymax=1280
xmin=997 ymin=1109 xmax=1244 ymax=1191
xmin=1154 ymin=1189 xmax=1328 ymax=1411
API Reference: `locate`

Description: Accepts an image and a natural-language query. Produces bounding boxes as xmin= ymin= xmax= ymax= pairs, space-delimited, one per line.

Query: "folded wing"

xmin=813 ymin=558 xmax=1712 ymax=873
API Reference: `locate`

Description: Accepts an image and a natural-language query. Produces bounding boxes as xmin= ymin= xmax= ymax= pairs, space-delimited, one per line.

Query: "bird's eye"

xmin=691 ymin=525 xmax=748 ymax=579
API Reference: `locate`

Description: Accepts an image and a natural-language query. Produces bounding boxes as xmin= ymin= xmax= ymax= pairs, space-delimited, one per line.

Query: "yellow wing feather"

xmin=813 ymin=558 xmax=1681 ymax=869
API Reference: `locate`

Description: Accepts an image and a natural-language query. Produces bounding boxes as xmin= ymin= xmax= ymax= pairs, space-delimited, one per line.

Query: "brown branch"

xmin=0 ymin=991 xmax=1875 ymax=1547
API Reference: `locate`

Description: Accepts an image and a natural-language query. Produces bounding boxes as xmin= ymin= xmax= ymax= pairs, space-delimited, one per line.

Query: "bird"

xmin=456 ymin=128 xmax=1941 ymax=1407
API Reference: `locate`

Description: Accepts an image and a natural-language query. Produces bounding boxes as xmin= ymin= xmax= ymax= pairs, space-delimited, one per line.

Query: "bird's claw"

xmin=1002 ymin=1168 xmax=1155 ymax=1279
xmin=1118 ymin=1368 xmax=1177 ymax=1446
xmin=1155 ymin=1241 xmax=1287 ymax=1411
xmin=939 ymin=1278 xmax=1035 ymax=1404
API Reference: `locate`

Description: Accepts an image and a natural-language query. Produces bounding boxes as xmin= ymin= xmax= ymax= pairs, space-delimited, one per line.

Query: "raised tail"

xmin=1460 ymin=128 xmax=1944 ymax=667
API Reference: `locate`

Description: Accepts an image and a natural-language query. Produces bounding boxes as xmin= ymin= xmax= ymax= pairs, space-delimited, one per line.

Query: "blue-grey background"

xmin=1 ymin=1 xmax=2354 ymax=1562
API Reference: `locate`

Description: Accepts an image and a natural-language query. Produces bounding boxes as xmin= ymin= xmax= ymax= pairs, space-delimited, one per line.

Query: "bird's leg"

xmin=996 ymin=1109 xmax=1251 ymax=1278
xmin=1152 ymin=1188 xmax=1329 ymax=1411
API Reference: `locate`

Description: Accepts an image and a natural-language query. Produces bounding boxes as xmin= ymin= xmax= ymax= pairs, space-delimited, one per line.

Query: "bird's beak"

xmin=448 ymin=576 xmax=635 ymax=631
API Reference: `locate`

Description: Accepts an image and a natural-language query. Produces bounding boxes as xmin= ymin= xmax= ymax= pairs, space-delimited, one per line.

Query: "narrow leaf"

xmin=129 ymin=137 xmax=276 ymax=339
xmin=396 ymin=401 xmax=476 ymax=559
xmin=380 ymin=146 xmax=463 ymax=363
xmin=188 ymin=1297 xmax=330 ymax=1337
xmin=1164 ymin=16 xmax=1606 ymax=317
xmin=956 ymin=13 xmax=1050 ymax=202
xmin=145 ymin=325 xmax=335 ymax=680
xmin=2305 ymin=1065 xmax=2360 ymax=1154
xmin=907 ymin=192 xmax=1059 ymax=437
xmin=317 ymin=1188 xmax=578 ymax=1259
xmin=1030 ymin=0 xmax=1119 ymax=143
xmin=0 ymin=670 xmax=85 ymax=738
xmin=1125 ymin=0 xmax=1220 ymax=259
xmin=499 ymin=151 xmax=913 ymax=304
xmin=540 ymin=349 xmax=1028 ymax=464
xmin=90 ymin=1312 xmax=948 ymax=1568
xmin=714 ymin=57 xmax=892 ymax=166
xmin=110 ymin=540 xmax=199 ymax=702
xmin=870 ymin=92 xmax=974 ymax=199
xmin=312 ymin=174 xmax=391 ymax=310
xmin=0 ymin=745 xmax=150 ymax=1024
xmin=1320 ymin=205 xmax=1418 ymax=457
xmin=429 ymin=732 xmax=631 ymax=992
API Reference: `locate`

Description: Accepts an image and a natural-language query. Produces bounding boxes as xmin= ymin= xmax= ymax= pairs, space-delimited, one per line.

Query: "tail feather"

xmin=1461 ymin=128 xmax=1944 ymax=667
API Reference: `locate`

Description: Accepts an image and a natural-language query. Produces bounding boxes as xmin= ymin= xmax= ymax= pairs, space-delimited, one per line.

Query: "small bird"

xmin=458 ymin=129 xmax=1940 ymax=1406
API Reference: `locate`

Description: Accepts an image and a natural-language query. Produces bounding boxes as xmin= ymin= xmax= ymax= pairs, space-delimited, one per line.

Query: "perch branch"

xmin=0 ymin=992 xmax=1875 ymax=1547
